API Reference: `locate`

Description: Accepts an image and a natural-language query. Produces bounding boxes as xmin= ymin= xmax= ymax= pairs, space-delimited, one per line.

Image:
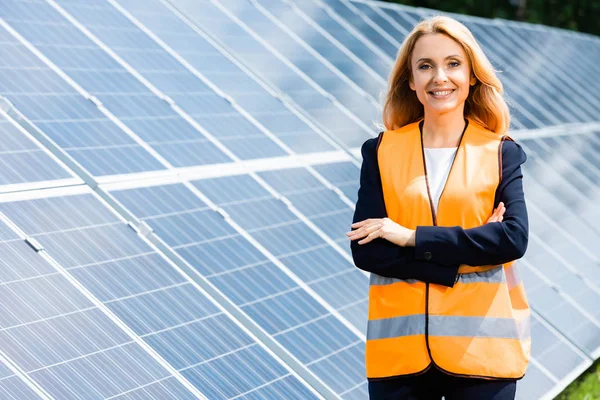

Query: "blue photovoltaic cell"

xmin=528 ymin=314 xmax=588 ymax=387
xmin=467 ymin=23 xmax=591 ymax=127
xmin=513 ymin=312 xmax=591 ymax=400
xmin=287 ymin=0 xmax=391 ymax=78
xmin=523 ymin=180 xmax=600 ymax=287
xmin=520 ymin=139 xmax=600 ymax=236
xmin=377 ymin=5 xmax=421 ymax=33
xmin=516 ymin=362 xmax=556 ymax=400
xmin=0 ymin=363 xmax=41 ymax=400
xmin=518 ymin=257 xmax=600 ymax=356
xmin=350 ymin=1 xmax=410 ymax=37
xmin=318 ymin=0 xmax=400 ymax=56
xmin=166 ymin=0 xmax=375 ymax=148
xmin=0 ymin=24 xmax=164 ymax=176
xmin=313 ymin=162 xmax=360 ymax=204
xmin=519 ymin=136 xmax=600 ymax=258
xmin=50 ymin=0 xmax=296 ymax=160
xmin=110 ymin=183 xmax=368 ymax=399
xmin=495 ymin=24 xmax=598 ymax=124
xmin=216 ymin=0 xmax=382 ymax=122
xmin=1 ymin=0 xmax=242 ymax=167
xmin=548 ymin=135 xmax=600 ymax=180
xmin=0 ymin=219 xmax=197 ymax=399
xmin=191 ymin=175 xmax=369 ymax=334
xmin=109 ymin=0 xmax=337 ymax=154
xmin=252 ymin=0 xmax=386 ymax=99
xmin=523 ymin=139 xmax=600 ymax=206
xmin=0 ymin=194 xmax=317 ymax=400
xmin=460 ymin=22 xmax=547 ymax=129
xmin=0 ymin=117 xmax=71 ymax=185
xmin=257 ymin=168 xmax=354 ymax=253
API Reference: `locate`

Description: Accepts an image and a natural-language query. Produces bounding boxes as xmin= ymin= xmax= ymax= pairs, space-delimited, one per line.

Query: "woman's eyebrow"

xmin=416 ymin=54 xmax=463 ymax=63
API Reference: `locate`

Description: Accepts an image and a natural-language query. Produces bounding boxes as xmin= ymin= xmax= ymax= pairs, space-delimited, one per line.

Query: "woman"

xmin=347 ymin=16 xmax=530 ymax=400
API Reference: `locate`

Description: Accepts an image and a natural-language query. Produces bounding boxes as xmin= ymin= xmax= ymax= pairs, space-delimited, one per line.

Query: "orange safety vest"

xmin=366 ymin=118 xmax=530 ymax=380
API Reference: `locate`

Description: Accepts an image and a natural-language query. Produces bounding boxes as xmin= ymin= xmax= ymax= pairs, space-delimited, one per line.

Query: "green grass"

xmin=555 ymin=359 xmax=600 ymax=400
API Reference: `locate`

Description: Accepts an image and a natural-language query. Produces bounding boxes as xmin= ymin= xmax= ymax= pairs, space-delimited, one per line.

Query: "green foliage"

xmin=384 ymin=0 xmax=600 ymax=36
xmin=555 ymin=360 xmax=600 ymax=400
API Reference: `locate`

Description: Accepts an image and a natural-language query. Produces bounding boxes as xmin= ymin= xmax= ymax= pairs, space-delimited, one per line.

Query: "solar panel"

xmin=111 ymin=0 xmax=340 ymax=155
xmin=1 ymin=0 xmax=249 ymax=168
xmin=164 ymin=0 xmax=378 ymax=147
xmin=313 ymin=162 xmax=361 ymax=203
xmin=0 ymin=23 xmax=165 ymax=176
xmin=0 ymin=214 xmax=200 ymax=399
xmin=190 ymin=174 xmax=369 ymax=331
xmin=0 ymin=192 xmax=320 ymax=399
xmin=0 ymin=364 xmax=42 ymax=400
xmin=494 ymin=24 xmax=599 ymax=123
xmin=375 ymin=3 xmax=422 ymax=33
xmin=550 ymin=135 xmax=600 ymax=176
xmin=349 ymin=1 xmax=409 ymax=38
xmin=469 ymin=23 xmax=594 ymax=125
xmin=109 ymin=182 xmax=368 ymax=398
xmin=517 ymin=312 xmax=590 ymax=400
xmin=50 ymin=0 xmax=317 ymax=162
xmin=0 ymin=112 xmax=73 ymax=186
xmin=520 ymin=140 xmax=600 ymax=229
xmin=254 ymin=0 xmax=391 ymax=83
xmin=257 ymin=167 xmax=354 ymax=253
xmin=320 ymin=0 xmax=400 ymax=54
xmin=463 ymin=23 xmax=558 ymax=129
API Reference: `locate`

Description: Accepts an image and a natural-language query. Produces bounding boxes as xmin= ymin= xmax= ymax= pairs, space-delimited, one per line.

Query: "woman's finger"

xmin=351 ymin=219 xmax=376 ymax=229
xmin=348 ymin=222 xmax=381 ymax=240
xmin=358 ymin=229 xmax=380 ymax=245
xmin=347 ymin=229 xmax=367 ymax=240
xmin=347 ymin=224 xmax=372 ymax=240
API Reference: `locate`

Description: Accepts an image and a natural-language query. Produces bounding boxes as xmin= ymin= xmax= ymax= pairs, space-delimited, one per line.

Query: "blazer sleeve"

xmin=350 ymin=135 xmax=460 ymax=287
xmin=414 ymin=139 xmax=529 ymax=266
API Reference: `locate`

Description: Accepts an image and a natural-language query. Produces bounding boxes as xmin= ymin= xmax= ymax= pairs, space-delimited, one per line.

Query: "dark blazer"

xmin=350 ymin=134 xmax=529 ymax=287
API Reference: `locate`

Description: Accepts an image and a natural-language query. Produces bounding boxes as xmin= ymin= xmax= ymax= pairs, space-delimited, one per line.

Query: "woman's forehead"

xmin=412 ymin=34 xmax=466 ymax=60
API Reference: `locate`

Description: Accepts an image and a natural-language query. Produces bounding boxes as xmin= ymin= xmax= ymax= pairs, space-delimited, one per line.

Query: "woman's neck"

xmin=422 ymin=111 xmax=466 ymax=148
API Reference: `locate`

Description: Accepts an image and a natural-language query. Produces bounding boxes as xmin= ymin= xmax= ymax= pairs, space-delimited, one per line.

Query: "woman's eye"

xmin=419 ymin=64 xmax=431 ymax=70
xmin=449 ymin=61 xmax=460 ymax=67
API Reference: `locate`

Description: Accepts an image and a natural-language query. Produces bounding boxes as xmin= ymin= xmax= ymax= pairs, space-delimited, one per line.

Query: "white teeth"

xmin=432 ymin=90 xmax=453 ymax=96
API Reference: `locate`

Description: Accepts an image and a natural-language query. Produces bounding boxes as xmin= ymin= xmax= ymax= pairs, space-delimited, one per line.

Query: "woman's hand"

xmin=487 ymin=202 xmax=505 ymax=223
xmin=347 ymin=218 xmax=416 ymax=247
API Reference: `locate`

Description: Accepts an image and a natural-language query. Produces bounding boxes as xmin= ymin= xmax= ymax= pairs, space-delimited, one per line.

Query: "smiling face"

xmin=409 ymin=33 xmax=476 ymax=117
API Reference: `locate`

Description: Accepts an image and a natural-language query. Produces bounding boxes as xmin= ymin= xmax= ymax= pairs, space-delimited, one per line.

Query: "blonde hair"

xmin=382 ymin=16 xmax=510 ymax=134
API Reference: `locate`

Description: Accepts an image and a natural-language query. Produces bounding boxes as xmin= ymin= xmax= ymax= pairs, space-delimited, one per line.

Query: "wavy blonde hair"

xmin=382 ymin=16 xmax=510 ymax=134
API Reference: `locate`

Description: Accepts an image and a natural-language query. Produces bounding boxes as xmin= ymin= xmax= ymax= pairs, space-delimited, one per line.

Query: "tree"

xmin=384 ymin=0 xmax=600 ymax=36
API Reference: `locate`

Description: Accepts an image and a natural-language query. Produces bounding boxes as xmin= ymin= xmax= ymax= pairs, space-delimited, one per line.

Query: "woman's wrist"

xmin=406 ymin=229 xmax=416 ymax=247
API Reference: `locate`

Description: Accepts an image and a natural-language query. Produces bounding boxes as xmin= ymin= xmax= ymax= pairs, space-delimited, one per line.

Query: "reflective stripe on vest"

xmin=366 ymin=118 xmax=530 ymax=379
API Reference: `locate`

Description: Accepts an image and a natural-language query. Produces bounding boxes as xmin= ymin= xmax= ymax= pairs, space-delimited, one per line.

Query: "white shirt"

xmin=424 ymin=147 xmax=458 ymax=213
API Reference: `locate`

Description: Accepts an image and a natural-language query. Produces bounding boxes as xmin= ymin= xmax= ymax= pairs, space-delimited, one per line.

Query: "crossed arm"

xmin=348 ymin=136 xmax=529 ymax=287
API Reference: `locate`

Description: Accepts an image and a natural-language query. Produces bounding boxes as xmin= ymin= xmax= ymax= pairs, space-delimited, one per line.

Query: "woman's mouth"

xmin=429 ymin=89 xmax=455 ymax=99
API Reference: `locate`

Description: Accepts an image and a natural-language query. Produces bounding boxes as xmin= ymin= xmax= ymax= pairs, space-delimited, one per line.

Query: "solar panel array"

xmin=0 ymin=0 xmax=598 ymax=399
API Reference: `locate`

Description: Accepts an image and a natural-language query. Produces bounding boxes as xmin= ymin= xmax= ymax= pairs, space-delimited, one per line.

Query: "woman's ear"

xmin=409 ymin=77 xmax=415 ymax=91
xmin=470 ymin=75 xmax=477 ymax=86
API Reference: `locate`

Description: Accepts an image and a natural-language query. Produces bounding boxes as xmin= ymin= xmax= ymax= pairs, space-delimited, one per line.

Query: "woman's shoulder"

xmin=360 ymin=135 xmax=383 ymax=159
xmin=502 ymin=137 xmax=527 ymax=164
xmin=502 ymin=136 xmax=527 ymax=158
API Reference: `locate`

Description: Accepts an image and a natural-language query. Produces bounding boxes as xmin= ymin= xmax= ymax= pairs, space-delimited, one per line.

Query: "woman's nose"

xmin=433 ymin=68 xmax=449 ymax=84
